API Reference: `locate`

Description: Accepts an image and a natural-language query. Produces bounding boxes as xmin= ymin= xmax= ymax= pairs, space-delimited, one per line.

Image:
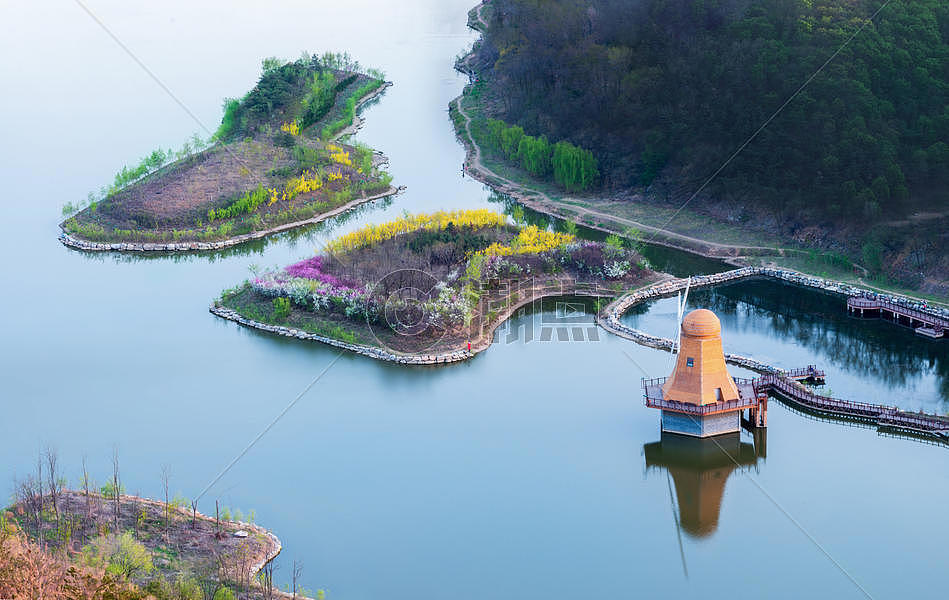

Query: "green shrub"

xmin=273 ymin=297 xmax=291 ymax=321
xmin=174 ymin=578 xmax=202 ymax=600
xmin=213 ymin=587 xmax=236 ymax=600
xmin=210 ymin=184 xmax=269 ymax=222
xmin=100 ymin=481 xmax=125 ymax=499
xmin=83 ymin=531 xmax=153 ymax=579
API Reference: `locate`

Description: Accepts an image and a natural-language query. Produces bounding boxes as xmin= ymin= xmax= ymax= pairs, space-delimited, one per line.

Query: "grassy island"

xmin=215 ymin=209 xmax=657 ymax=359
xmin=60 ymin=53 xmax=396 ymax=250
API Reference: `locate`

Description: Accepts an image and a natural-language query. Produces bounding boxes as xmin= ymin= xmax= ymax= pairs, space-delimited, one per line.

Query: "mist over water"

xmin=1 ymin=1 xmax=947 ymax=598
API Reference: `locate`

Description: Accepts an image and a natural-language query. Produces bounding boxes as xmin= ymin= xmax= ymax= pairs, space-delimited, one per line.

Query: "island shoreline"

xmin=60 ymin=184 xmax=403 ymax=253
xmin=213 ymin=265 xmax=947 ymax=365
xmin=451 ymin=1 xmax=948 ymax=306
xmin=59 ymin=80 xmax=397 ymax=253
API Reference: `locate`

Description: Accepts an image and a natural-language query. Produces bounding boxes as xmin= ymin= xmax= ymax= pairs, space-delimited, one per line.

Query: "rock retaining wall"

xmin=597 ymin=266 xmax=948 ymax=375
xmin=60 ymin=186 xmax=403 ymax=253
xmin=60 ymin=81 xmax=398 ymax=254
xmin=210 ymin=305 xmax=474 ymax=365
xmin=215 ymin=266 xmax=945 ymax=368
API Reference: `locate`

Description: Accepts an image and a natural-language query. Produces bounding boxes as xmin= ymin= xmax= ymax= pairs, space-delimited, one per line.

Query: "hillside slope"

xmin=472 ymin=0 xmax=949 ymax=294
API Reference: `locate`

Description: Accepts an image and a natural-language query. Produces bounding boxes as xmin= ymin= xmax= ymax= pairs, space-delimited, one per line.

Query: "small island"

xmin=214 ymin=209 xmax=657 ymax=362
xmin=60 ymin=53 xmax=398 ymax=252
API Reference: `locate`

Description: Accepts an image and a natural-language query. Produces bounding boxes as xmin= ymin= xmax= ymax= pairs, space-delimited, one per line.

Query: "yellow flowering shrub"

xmin=266 ymin=170 xmax=324 ymax=207
xmin=330 ymin=150 xmax=352 ymax=167
xmin=476 ymin=225 xmax=574 ymax=257
xmin=287 ymin=169 xmax=323 ymax=196
xmin=327 ymin=209 xmax=507 ymax=254
xmin=280 ymin=121 xmax=300 ymax=136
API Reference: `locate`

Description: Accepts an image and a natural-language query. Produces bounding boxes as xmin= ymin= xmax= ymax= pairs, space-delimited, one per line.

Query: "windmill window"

xmin=686 ymin=357 xmax=694 ymax=367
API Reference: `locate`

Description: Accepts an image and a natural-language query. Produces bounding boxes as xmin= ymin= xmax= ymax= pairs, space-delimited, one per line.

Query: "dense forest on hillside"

xmin=475 ymin=0 xmax=949 ymax=223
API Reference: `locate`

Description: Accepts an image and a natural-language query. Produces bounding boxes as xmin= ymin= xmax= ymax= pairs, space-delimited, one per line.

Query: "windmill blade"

xmin=670 ymin=277 xmax=691 ymax=367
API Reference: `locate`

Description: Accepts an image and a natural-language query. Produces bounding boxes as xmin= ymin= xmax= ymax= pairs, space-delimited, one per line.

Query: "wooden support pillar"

xmin=747 ymin=395 xmax=768 ymax=428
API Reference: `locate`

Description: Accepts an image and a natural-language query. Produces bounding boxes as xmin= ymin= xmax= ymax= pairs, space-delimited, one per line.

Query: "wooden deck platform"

xmin=643 ymin=365 xmax=949 ymax=443
xmin=848 ymin=296 xmax=947 ymax=339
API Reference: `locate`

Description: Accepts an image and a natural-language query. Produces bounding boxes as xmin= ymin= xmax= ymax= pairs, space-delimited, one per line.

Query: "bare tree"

xmin=261 ymin=559 xmax=278 ymax=600
xmin=14 ymin=475 xmax=42 ymax=533
xmin=81 ymin=455 xmax=92 ymax=521
xmin=292 ymin=560 xmax=303 ymax=600
xmin=237 ymin=541 xmax=251 ymax=593
xmin=35 ymin=451 xmax=43 ymax=515
xmin=45 ymin=447 xmax=60 ymax=521
xmin=213 ymin=546 xmax=233 ymax=589
xmin=198 ymin=571 xmax=222 ymax=600
xmin=111 ymin=448 xmax=121 ymax=530
xmin=161 ymin=464 xmax=171 ymax=536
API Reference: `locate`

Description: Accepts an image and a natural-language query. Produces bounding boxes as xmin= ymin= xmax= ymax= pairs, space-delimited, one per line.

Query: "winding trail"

xmin=455 ymin=2 xmax=788 ymax=260
xmin=454 ymin=95 xmax=788 ymax=260
xmin=453 ymin=86 xmax=787 ymax=261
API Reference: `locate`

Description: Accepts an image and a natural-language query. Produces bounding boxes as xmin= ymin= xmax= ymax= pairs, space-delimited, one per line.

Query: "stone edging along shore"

xmin=211 ymin=278 xmax=614 ymax=365
xmin=213 ymin=266 xmax=947 ymax=367
xmin=210 ymin=305 xmax=476 ymax=365
xmin=45 ymin=491 xmax=285 ymax=596
xmin=59 ymin=81 xmax=397 ymax=254
xmin=59 ymin=185 xmax=403 ymax=253
xmin=598 ymin=265 xmax=949 ymax=374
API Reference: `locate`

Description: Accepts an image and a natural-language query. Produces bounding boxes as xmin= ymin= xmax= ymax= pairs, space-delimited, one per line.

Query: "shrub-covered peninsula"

xmin=3 ymin=485 xmax=291 ymax=599
xmin=60 ymin=53 xmax=397 ymax=251
xmin=214 ymin=209 xmax=657 ymax=362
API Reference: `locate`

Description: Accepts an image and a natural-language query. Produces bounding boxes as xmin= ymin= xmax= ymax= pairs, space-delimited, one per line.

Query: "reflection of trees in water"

xmin=689 ymin=279 xmax=948 ymax=394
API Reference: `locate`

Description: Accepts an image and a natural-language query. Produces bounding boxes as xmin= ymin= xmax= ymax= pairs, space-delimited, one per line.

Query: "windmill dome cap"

xmin=681 ymin=309 xmax=721 ymax=337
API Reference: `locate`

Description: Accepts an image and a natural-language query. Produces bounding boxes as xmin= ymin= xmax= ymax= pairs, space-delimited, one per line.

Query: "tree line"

xmin=475 ymin=0 xmax=949 ymax=222
xmin=481 ymin=118 xmax=599 ymax=192
xmin=216 ymin=52 xmax=385 ymax=142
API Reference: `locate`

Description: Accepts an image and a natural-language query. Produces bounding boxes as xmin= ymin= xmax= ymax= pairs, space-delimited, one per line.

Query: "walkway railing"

xmin=642 ymin=376 xmax=760 ymax=415
xmin=644 ymin=394 xmax=759 ymax=415
xmin=755 ymin=373 xmax=949 ymax=437
xmin=642 ymin=367 xmax=949 ymax=440
xmin=848 ymin=297 xmax=949 ymax=329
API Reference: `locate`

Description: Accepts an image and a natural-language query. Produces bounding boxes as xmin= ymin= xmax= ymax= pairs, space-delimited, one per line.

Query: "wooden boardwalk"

xmin=643 ymin=366 xmax=949 ymax=443
xmin=754 ymin=371 xmax=949 ymax=441
xmin=848 ymin=297 xmax=947 ymax=338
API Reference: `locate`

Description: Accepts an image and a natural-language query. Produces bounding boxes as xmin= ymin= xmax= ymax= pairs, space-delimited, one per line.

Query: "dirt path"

xmin=454 ymin=95 xmax=784 ymax=260
xmin=454 ymin=4 xmax=941 ymax=303
xmin=469 ymin=2 xmax=488 ymax=30
xmin=456 ymin=3 xmax=796 ymax=260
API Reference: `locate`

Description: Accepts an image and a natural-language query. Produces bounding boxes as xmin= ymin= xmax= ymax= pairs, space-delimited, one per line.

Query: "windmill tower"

xmin=643 ymin=308 xmax=764 ymax=437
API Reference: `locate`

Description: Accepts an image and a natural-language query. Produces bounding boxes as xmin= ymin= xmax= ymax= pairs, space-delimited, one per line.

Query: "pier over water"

xmin=848 ymin=296 xmax=947 ymax=339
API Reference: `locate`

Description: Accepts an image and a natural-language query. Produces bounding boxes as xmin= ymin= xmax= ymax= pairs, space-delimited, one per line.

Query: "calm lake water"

xmin=1 ymin=1 xmax=947 ymax=598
